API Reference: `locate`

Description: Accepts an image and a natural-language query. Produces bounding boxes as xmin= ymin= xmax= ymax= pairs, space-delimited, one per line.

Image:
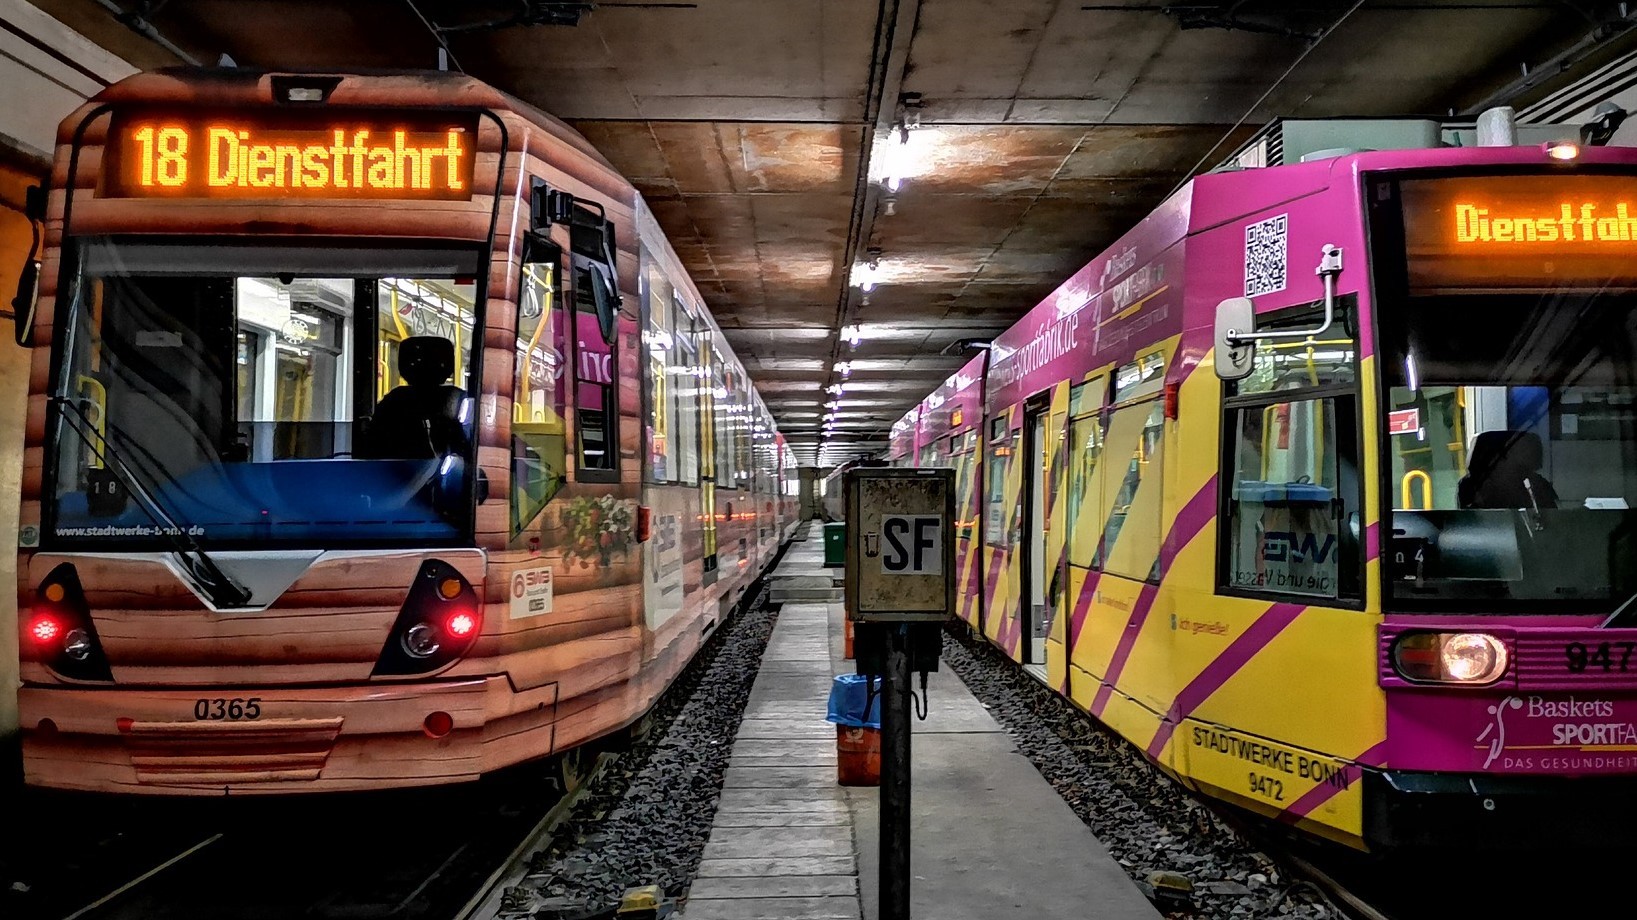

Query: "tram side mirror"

xmin=1213 ymin=296 xmax=1256 ymax=381
xmin=588 ymin=261 xmax=618 ymax=345
xmin=12 ymin=260 xmax=39 ymax=348
xmin=528 ymin=179 xmax=574 ymax=233
xmin=11 ymin=184 xmax=46 ymax=348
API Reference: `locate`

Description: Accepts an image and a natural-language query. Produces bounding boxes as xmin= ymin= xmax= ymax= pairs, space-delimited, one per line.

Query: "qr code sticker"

xmin=1244 ymin=213 xmax=1288 ymax=298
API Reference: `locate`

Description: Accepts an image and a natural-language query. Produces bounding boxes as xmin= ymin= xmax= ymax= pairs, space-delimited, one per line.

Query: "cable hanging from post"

xmin=912 ymin=669 xmax=929 ymax=721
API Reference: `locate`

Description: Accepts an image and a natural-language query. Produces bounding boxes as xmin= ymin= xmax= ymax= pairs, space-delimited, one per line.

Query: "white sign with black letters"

xmin=880 ymin=515 xmax=943 ymax=576
xmin=845 ymin=468 xmax=955 ymax=623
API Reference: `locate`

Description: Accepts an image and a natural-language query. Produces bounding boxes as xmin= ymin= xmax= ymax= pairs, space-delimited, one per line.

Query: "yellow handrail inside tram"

xmin=1401 ymin=469 xmax=1432 ymax=510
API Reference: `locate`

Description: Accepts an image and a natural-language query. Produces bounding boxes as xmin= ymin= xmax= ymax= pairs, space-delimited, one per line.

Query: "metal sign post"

xmin=843 ymin=468 xmax=954 ymax=920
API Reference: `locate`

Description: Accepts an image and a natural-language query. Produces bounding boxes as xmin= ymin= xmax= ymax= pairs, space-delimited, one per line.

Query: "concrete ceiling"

xmin=29 ymin=0 xmax=1637 ymax=463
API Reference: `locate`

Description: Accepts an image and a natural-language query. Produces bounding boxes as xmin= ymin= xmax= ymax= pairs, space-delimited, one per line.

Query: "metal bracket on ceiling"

xmin=1080 ymin=3 xmax=1323 ymax=41
xmin=434 ymin=1 xmax=598 ymax=33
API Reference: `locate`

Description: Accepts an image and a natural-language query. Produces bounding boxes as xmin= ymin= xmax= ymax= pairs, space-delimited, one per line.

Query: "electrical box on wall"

xmin=843 ymin=468 xmax=955 ymax=623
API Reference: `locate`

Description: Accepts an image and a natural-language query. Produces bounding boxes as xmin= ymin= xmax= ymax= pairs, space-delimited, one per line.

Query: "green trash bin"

xmin=823 ymin=521 xmax=846 ymax=568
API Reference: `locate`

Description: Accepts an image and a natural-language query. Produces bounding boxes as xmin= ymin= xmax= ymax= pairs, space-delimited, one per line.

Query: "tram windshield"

xmin=1382 ymin=291 xmax=1637 ymax=610
xmin=45 ymin=239 xmax=484 ymax=549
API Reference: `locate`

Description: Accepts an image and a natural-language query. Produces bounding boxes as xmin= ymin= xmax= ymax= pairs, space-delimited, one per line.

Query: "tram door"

xmin=1022 ymin=400 xmax=1050 ymax=671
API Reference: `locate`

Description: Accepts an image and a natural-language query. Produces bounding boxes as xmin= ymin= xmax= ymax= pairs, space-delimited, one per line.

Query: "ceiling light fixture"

xmin=840 ymin=325 xmax=863 ymax=348
xmin=879 ymin=119 xmax=917 ymax=192
xmin=852 ymin=248 xmax=884 ymax=292
xmin=834 ymin=361 xmax=853 ymax=378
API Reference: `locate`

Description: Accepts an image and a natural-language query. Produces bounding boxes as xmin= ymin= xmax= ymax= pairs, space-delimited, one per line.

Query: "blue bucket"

xmin=826 ymin=674 xmax=882 ymax=729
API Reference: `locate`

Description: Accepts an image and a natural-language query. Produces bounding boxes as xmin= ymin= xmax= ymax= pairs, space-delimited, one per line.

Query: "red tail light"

xmin=374 ymin=560 xmax=482 ymax=676
xmin=637 ymin=505 xmax=652 ymax=543
xmin=446 ymin=611 xmax=477 ymax=638
xmin=29 ymin=615 xmax=61 ymax=645
xmin=423 ymin=711 xmax=454 ymax=738
xmin=1164 ymin=381 xmax=1181 ymax=420
xmin=24 ymin=564 xmax=112 ymax=681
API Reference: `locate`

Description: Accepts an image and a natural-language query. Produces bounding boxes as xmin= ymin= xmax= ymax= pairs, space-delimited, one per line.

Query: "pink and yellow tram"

xmin=14 ymin=68 xmax=797 ymax=794
xmin=896 ymin=129 xmax=1637 ymax=850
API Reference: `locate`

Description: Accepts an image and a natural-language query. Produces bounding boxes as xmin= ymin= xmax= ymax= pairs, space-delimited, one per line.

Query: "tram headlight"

xmin=61 ymin=628 xmax=93 ymax=661
xmin=1392 ymin=632 xmax=1509 ymax=685
xmin=402 ymin=623 xmax=441 ymax=659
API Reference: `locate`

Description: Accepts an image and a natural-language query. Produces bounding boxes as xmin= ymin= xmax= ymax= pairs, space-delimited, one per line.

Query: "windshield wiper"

xmin=1603 ymin=589 xmax=1637 ymax=629
xmin=51 ymin=397 xmax=253 ymax=608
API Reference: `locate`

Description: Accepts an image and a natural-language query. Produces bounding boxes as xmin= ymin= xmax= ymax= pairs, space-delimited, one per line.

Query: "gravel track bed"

xmin=942 ymin=625 xmax=1346 ymax=920
xmin=498 ymin=587 xmax=782 ymax=918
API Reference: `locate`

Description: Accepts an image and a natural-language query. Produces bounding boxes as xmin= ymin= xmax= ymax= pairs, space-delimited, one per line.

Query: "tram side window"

xmin=573 ymin=266 xmax=618 ymax=476
xmin=1222 ymin=395 xmax=1361 ymax=600
xmin=673 ymin=298 xmax=701 ymax=487
xmin=985 ymin=416 xmax=1016 ymax=547
xmin=713 ymin=356 xmax=734 ymax=487
xmin=1221 ymin=298 xmax=1360 ymax=600
xmin=644 ymin=261 xmax=676 ymax=483
xmin=1233 ymin=298 xmax=1358 ymax=397
xmin=1100 ymin=400 xmax=1165 ymax=582
xmin=1065 ymin=379 xmax=1107 ymax=570
xmin=511 ymin=253 xmax=567 ymax=535
xmin=570 ymin=218 xmax=621 ymax=481
xmin=733 ymin=369 xmax=753 ymax=489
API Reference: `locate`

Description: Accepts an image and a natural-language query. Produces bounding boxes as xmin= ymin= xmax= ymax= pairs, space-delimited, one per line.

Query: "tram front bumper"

xmin=1364 ymin=769 xmax=1637 ymax=851
xmin=18 ymin=675 xmax=539 ymax=795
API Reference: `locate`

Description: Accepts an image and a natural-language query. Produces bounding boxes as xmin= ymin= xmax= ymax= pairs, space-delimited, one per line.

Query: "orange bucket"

xmin=836 ymin=725 xmax=881 ymax=786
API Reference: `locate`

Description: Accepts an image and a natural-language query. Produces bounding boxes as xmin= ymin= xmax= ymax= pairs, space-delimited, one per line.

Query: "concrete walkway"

xmin=684 ymin=528 xmax=1159 ymax=919
xmin=684 ymin=535 xmax=860 ymax=920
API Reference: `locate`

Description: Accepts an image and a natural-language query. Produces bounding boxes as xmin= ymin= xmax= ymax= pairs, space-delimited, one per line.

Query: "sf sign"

xmin=877 ymin=515 xmax=943 ymax=576
xmin=845 ymin=469 xmax=954 ymax=623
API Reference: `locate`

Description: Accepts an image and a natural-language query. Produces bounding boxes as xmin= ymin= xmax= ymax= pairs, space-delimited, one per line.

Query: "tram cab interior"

xmin=52 ymin=240 xmax=488 ymax=558
xmin=1382 ymin=290 xmax=1637 ymax=609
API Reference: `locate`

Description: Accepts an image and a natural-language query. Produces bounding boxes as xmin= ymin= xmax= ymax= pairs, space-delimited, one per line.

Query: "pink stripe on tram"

xmin=1088 ymin=478 xmax=1218 ymax=718
xmin=1066 ymin=569 xmax=1102 ymax=647
xmin=1159 ymin=475 xmax=1219 ymax=574
xmin=1277 ymin=740 xmax=1388 ymax=824
xmin=1090 ymin=582 xmax=1159 ymax=716
xmin=982 ymin=548 xmax=1007 ymax=608
xmin=1145 ymin=602 xmax=1308 ymax=758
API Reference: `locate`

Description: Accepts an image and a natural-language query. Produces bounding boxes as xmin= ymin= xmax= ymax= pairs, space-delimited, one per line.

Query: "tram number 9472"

xmin=193 ymin=698 xmax=262 ymax=721
xmin=1248 ymin=772 xmax=1285 ymax=801
xmin=1566 ymin=642 xmax=1636 ymax=674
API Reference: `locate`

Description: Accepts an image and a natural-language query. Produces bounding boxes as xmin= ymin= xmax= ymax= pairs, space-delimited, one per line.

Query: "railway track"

xmin=3 ymin=563 xmax=786 ymax=920
xmin=3 ymin=751 xmax=597 ymax=920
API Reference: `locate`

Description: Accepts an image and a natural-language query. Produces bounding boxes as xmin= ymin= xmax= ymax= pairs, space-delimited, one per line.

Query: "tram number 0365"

xmin=193 ymin=698 xmax=262 ymax=721
xmin=1565 ymin=642 xmax=1635 ymax=673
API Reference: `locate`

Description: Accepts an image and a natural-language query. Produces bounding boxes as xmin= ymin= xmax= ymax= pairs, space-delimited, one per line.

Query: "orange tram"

xmin=13 ymin=68 xmax=798 ymax=794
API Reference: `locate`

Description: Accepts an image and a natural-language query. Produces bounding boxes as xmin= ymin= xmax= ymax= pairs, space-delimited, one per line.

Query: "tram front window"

xmin=46 ymin=239 xmax=482 ymax=548
xmin=1382 ymin=292 xmax=1637 ymax=610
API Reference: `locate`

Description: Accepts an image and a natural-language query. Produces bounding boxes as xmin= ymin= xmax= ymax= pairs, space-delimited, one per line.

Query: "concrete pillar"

xmin=797 ymin=467 xmax=820 ymax=520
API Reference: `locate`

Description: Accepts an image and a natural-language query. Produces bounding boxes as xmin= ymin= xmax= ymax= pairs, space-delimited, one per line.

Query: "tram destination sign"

xmin=844 ymin=468 xmax=955 ymax=623
xmin=102 ymin=110 xmax=478 ymax=201
xmin=1400 ymin=174 xmax=1637 ymax=291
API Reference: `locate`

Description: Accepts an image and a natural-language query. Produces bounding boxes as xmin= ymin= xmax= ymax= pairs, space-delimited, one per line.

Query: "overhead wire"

xmin=402 ymin=0 xmax=466 ymax=73
xmin=1160 ymin=0 xmax=1370 ymax=202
